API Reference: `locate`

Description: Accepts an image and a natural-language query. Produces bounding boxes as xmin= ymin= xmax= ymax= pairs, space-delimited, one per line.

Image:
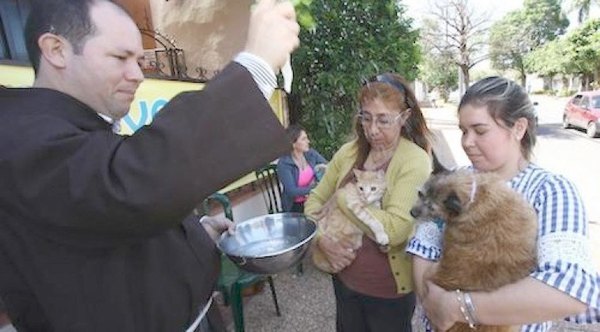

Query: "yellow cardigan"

xmin=305 ymin=137 xmax=431 ymax=293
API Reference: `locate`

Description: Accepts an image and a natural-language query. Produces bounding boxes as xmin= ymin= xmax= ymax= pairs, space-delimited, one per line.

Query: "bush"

xmin=291 ymin=0 xmax=420 ymax=159
xmin=558 ymin=89 xmax=576 ymax=97
xmin=532 ymin=89 xmax=560 ymax=95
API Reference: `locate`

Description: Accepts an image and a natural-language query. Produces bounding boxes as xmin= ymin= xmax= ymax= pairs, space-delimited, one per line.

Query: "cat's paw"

xmin=379 ymin=244 xmax=390 ymax=253
xmin=375 ymin=233 xmax=389 ymax=247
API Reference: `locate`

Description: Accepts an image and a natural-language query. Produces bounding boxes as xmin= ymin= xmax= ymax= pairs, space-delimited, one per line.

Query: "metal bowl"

xmin=217 ymin=212 xmax=317 ymax=274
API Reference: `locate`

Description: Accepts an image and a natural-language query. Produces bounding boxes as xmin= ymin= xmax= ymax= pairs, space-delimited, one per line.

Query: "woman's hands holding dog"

xmin=421 ymin=281 xmax=462 ymax=332
xmin=413 ymin=259 xmax=461 ymax=332
xmin=317 ymin=234 xmax=356 ymax=273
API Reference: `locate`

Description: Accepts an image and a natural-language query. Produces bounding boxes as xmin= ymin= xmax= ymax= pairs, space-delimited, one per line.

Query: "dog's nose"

xmin=410 ymin=207 xmax=419 ymax=218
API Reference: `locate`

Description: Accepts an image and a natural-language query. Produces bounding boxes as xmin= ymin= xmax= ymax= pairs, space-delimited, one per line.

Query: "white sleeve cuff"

xmin=234 ymin=52 xmax=277 ymax=100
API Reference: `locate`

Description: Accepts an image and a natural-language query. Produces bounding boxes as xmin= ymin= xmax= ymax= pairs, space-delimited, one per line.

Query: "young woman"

xmin=277 ymin=124 xmax=327 ymax=213
xmin=305 ymin=73 xmax=432 ymax=332
xmin=407 ymin=76 xmax=600 ymax=331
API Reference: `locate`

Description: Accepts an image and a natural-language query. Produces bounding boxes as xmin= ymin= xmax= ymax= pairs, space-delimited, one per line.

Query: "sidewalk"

xmin=231 ymin=256 xmax=336 ymax=332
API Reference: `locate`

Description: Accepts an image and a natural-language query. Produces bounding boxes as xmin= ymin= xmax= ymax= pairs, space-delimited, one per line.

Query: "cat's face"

xmin=353 ymin=169 xmax=387 ymax=204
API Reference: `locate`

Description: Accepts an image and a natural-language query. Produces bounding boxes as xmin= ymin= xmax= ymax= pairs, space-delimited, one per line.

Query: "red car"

xmin=563 ymin=90 xmax=600 ymax=138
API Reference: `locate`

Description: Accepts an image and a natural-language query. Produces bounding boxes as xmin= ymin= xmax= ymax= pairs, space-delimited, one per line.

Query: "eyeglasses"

xmin=361 ymin=73 xmax=415 ymax=109
xmin=357 ymin=111 xmax=404 ymax=129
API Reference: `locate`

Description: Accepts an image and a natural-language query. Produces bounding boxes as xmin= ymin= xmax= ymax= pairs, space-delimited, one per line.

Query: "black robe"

xmin=0 ymin=63 xmax=289 ymax=331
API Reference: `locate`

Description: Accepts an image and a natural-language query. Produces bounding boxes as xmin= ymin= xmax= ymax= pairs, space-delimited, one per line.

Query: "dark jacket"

xmin=277 ymin=148 xmax=327 ymax=212
xmin=0 ymin=63 xmax=289 ymax=331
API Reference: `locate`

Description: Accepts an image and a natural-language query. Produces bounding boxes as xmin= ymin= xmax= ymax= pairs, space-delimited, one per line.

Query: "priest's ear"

xmin=37 ymin=32 xmax=72 ymax=70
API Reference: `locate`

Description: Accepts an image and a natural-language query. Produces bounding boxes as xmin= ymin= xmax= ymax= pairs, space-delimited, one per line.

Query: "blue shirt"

xmin=406 ymin=164 xmax=600 ymax=331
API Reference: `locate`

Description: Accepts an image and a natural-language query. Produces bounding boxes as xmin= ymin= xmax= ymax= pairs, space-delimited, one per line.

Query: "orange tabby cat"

xmin=311 ymin=169 xmax=388 ymax=273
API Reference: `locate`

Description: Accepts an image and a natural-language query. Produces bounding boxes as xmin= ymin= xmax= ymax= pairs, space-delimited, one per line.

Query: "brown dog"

xmin=410 ymin=169 xmax=538 ymax=332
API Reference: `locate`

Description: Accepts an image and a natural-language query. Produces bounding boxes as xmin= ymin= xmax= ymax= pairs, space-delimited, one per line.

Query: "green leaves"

xmin=524 ymin=18 xmax=600 ymax=84
xmin=290 ymin=0 xmax=420 ymax=159
xmin=291 ymin=0 xmax=316 ymax=30
xmin=489 ymin=0 xmax=568 ymax=84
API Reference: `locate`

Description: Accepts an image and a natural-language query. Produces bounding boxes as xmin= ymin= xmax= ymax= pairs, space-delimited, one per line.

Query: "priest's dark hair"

xmin=24 ymin=0 xmax=127 ymax=74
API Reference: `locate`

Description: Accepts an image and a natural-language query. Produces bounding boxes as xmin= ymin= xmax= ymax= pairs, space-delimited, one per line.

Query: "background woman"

xmin=277 ymin=124 xmax=327 ymax=213
xmin=305 ymin=73 xmax=432 ymax=332
xmin=407 ymin=76 xmax=600 ymax=331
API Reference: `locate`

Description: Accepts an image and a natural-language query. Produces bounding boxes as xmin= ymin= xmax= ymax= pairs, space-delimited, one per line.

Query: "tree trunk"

xmin=519 ymin=73 xmax=526 ymax=89
xmin=562 ymin=76 xmax=569 ymax=92
xmin=569 ymin=76 xmax=574 ymax=91
xmin=543 ymin=76 xmax=552 ymax=90
xmin=461 ymin=64 xmax=470 ymax=90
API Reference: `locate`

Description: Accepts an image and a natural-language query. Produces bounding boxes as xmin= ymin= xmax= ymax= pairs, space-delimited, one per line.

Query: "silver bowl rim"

xmin=217 ymin=212 xmax=317 ymax=259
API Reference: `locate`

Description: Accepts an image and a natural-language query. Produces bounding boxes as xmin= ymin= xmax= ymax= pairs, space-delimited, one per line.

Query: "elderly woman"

xmin=305 ymin=73 xmax=432 ymax=332
xmin=407 ymin=76 xmax=600 ymax=331
xmin=277 ymin=124 xmax=327 ymax=213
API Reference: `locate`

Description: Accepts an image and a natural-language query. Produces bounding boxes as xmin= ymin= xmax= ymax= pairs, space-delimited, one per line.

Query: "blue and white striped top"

xmin=406 ymin=164 xmax=600 ymax=331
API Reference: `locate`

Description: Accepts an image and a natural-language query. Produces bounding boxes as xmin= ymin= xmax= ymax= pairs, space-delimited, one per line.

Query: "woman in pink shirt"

xmin=277 ymin=124 xmax=327 ymax=213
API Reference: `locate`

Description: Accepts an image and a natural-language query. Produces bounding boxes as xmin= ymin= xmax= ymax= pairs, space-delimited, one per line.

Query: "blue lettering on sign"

xmin=122 ymin=98 xmax=168 ymax=132
xmin=151 ymin=99 xmax=167 ymax=117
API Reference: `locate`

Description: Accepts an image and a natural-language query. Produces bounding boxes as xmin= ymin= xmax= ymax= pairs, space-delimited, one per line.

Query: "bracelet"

xmin=463 ymin=292 xmax=479 ymax=326
xmin=455 ymin=289 xmax=477 ymax=329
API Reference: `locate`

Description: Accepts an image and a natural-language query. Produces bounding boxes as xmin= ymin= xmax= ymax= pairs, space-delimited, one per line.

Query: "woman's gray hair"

xmin=458 ymin=76 xmax=537 ymax=160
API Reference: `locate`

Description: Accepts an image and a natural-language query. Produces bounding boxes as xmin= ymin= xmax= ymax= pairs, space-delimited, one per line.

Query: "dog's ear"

xmin=432 ymin=150 xmax=450 ymax=175
xmin=443 ymin=191 xmax=462 ymax=217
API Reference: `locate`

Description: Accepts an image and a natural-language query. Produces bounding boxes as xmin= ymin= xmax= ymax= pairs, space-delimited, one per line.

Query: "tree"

xmin=423 ymin=0 xmax=489 ymax=91
xmin=419 ymin=51 xmax=458 ymax=102
xmin=291 ymin=0 xmax=420 ymax=158
xmin=523 ymin=19 xmax=600 ymax=91
xmin=489 ymin=11 xmax=531 ymax=86
xmin=524 ymin=38 xmax=570 ymax=90
xmin=419 ymin=18 xmax=458 ymax=101
xmin=489 ymin=0 xmax=568 ymax=86
xmin=565 ymin=19 xmax=600 ymax=89
xmin=569 ymin=0 xmax=600 ymax=23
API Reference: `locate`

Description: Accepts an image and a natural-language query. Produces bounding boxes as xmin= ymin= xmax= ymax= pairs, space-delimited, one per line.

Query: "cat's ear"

xmin=352 ymin=169 xmax=362 ymax=178
xmin=376 ymin=170 xmax=386 ymax=179
xmin=443 ymin=191 xmax=462 ymax=217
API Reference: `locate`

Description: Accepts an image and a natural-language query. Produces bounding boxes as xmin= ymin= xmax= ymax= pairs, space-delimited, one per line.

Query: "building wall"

xmin=114 ymin=0 xmax=156 ymax=49
xmin=148 ymin=0 xmax=252 ymax=79
xmin=115 ymin=0 xmax=251 ymax=80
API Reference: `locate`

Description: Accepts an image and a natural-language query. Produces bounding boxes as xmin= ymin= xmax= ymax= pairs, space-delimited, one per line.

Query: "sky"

xmin=401 ymin=0 xmax=599 ymax=30
xmin=399 ymin=0 xmax=597 ymax=75
xmin=401 ymin=0 xmax=524 ymax=25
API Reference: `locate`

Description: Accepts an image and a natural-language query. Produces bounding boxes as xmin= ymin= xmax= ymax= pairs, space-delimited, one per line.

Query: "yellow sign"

xmin=0 ymin=63 xmax=287 ymax=192
xmin=0 ymin=64 xmax=34 ymax=87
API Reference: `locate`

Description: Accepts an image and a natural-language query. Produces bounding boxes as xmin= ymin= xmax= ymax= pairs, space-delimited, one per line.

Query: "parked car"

xmin=563 ymin=90 xmax=600 ymax=138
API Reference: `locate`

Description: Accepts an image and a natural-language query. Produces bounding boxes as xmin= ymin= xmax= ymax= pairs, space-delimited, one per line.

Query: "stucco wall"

xmin=148 ymin=0 xmax=252 ymax=79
